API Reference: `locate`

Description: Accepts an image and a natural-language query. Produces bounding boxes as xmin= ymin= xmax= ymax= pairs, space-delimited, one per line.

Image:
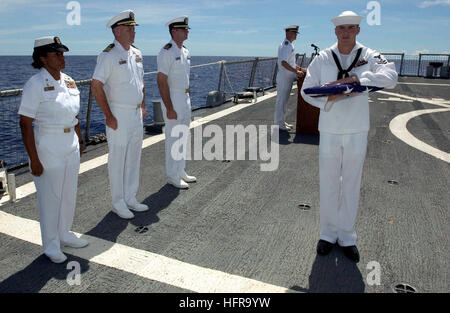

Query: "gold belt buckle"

xmin=185 ymin=88 xmax=190 ymax=94
xmin=64 ymin=128 xmax=71 ymax=133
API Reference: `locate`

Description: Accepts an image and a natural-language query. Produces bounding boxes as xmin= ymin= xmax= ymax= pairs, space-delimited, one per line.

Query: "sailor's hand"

xmin=141 ymin=105 xmax=146 ymax=120
xmin=79 ymin=143 xmax=85 ymax=156
xmin=296 ymin=70 xmax=305 ymax=78
xmin=327 ymin=92 xmax=358 ymax=102
xmin=325 ymin=75 xmax=359 ymax=86
xmin=30 ymin=158 xmax=44 ymax=176
xmin=106 ymin=115 xmax=118 ymax=130
xmin=167 ymin=109 xmax=178 ymax=120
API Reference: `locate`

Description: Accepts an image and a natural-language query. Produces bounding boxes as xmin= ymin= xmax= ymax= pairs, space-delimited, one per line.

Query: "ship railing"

xmin=0 ymin=57 xmax=277 ymax=171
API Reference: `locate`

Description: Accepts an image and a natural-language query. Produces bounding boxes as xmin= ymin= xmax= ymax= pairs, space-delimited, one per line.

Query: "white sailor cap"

xmin=107 ymin=9 xmax=139 ymax=29
xmin=331 ymin=11 xmax=364 ymax=27
xmin=285 ymin=25 xmax=299 ymax=33
xmin=166 ymin=16 xmax=190 ymax=30
xmin=34 ymin=36 xmax=69 ymax=52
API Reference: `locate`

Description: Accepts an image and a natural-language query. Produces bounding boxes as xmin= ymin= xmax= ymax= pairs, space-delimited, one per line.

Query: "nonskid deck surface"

xmin=0 ymin=77 xmax=448 ymax=293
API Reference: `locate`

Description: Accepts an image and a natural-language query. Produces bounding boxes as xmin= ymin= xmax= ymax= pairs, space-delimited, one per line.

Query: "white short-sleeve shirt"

xmin=18 ymin=68 xmax=80 ymax=128
xmin=157 ymin=39 xmax=190 ymax=92
xmin=92 ymin=39 xmax=144 ymax=108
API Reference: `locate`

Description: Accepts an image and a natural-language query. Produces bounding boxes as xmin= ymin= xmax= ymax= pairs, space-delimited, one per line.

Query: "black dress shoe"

xmin=342 ymin=245 xmax=360 ymax=263
xmin=316 ymin=240 xmax=333 ymax=255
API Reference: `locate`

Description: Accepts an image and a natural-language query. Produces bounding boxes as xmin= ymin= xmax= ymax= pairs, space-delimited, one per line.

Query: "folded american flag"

xmin=303 ymin=82 xmax=383 ymax=97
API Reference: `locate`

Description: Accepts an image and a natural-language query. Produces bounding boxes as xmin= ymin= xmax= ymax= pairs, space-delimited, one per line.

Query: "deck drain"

xmin=298 ymin=204 xmax=311 ymax=210
xmin=392 ymin=283 xmax=417 ymax=293
xmin=134 ymin=226 xmax=149 ymax=234
xmin=387 ymin=180 xmax=399 ymax=185
xmin=382 ymin=140 xmax=393 ymax=144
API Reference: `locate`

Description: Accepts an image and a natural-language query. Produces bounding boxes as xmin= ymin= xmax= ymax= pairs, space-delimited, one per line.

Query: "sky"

xmin=0 ymin=0 xmax=449 ymax=56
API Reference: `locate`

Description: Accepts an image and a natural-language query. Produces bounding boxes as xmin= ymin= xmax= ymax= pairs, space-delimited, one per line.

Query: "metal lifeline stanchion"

xmin=7 ymin=173 xmax=16 ymax=202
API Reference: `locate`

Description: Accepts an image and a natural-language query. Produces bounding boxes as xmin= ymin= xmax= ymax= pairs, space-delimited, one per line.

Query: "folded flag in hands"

xmin=303 ymin=82 xmax=383 ymax=97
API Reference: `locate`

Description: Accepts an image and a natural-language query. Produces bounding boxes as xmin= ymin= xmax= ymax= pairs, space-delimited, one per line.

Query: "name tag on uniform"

xmin=44 ymin=86 xmax=55 ymax=91
xmin=136 ymin=55 xmax=142 ymax=63
xmin=176 ymin=57 xmax=181 ymax=61
xmin=119 ymin=59 xmax=127 ymax=65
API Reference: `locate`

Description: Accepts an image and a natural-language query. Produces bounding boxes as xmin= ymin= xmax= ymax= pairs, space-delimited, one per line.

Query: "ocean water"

xmin=0 ymin=55 xmax=275 ymax=169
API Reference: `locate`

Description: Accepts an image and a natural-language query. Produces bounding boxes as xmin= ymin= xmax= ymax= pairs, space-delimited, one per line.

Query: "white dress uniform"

xmin=301 ymin=41 xmax=398 ymax=246
xmin=157 ymin=39 xmax=191 ymax=181
xmin=274 ymin=38 xmax=297 ymax=128
xmin=92 ymin=39 xmax=145 ymax=213
xmin=19 ymin=68 xmax=81 ymax=260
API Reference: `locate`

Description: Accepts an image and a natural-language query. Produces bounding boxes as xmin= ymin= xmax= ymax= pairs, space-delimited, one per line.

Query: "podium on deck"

xmin=295 ymin=76 xmax=320 ymax=135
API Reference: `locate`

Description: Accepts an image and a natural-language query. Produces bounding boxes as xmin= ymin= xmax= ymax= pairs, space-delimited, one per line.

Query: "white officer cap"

xmin=285 ymin=25 xmax=299 ymax=33
xmin=107 ymin=9 xmax=139 ymax=29
xmin=166 ymin=16 xmax=190 ymax=30
xmin=34 ymin=36 xmax=69 ymax=52
xmin=331 ymin=11 xmax=364 ymax=27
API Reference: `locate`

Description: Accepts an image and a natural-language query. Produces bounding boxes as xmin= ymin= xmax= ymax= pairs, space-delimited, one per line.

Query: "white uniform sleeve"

xmin=301 ymin=55 xmax=329 ymax=111
xmin=18 ymin=77 xmax=41 ymax=119
xmin=157 ymin=50 xmax=171 ymax=76
xmin=279 ymin=43 xmax=290 ymax=63
xmin=92 ymin=52 xmax=112 ymax=84
xmin=358 ymin=52 xmax=398 ymax=89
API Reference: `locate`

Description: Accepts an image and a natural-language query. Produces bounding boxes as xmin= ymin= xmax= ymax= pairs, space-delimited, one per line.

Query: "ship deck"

xmin=0 ymin=76 xmax=449 ymax=294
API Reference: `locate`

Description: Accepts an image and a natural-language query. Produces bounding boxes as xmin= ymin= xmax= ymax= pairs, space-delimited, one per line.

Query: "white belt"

xmin=170 ymin=88 xmax=190 ymax=94
xmin=110 ymin=103 xmax=142 ymax=110
xmin=35 ymin=126 xmax=74 ymax=134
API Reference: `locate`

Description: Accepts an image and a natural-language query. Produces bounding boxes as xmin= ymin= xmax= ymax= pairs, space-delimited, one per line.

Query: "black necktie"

xmin=331 ymin=48 xmax=362 ymax=80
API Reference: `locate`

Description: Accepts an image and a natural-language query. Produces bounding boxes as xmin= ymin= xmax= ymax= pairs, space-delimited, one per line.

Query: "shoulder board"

xmin=131 ymin=44 xmax=138 ymax=49
xmin=183 ymin=45 xmax=187 ymax=49
xmin=103 ymin=43 xmax=115 ymax=52
xmin=164 ymin=43 xmax=172 ymax=50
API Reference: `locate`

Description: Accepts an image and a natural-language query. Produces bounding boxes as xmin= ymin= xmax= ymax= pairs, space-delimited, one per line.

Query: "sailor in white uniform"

xmin=301 ymin=11 xmax=398 ymax=262
xmin=275 ymin=25 xmax=306 ymax=131
xmin=157 ymin=16 xmax=197 ymax=189
xmin=19 ymin=36 xmax=88 ymax=263
xmin=91 ymin=10 xmax=149 ymax=219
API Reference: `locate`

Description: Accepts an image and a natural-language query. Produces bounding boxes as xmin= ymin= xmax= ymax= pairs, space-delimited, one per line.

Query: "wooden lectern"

xmin=295 ymin=76 xmax=320 ymax=135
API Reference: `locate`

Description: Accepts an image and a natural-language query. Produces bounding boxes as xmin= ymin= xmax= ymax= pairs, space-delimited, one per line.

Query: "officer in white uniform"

xmin=19 ymin=36 xmax=88 ymax=263
xmin=91 ymin=10 xmax=149 ymax=219
xmin=301 ymin=11 xmax=398 ymax=262
xmin=275 ymin=25 xmax=306 ymax=131
xmin=157 ymin=16 xmax=197 ymax=189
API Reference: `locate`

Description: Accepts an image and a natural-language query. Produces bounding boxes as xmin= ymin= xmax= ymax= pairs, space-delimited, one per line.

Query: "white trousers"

xmin=162 ymin=92 xmax=191 ymax=180
xmin=319 ymin=132 xmax=368 ymax=247
xmin=274 ymin=75 xmax=295 ymax=127
xmin=106 ymin=107 xmax=143 ymax=211
xmin=33 ymin=128 xmax=80 ymax=258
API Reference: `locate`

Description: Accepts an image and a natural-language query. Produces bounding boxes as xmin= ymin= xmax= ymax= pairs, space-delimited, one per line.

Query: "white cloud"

xmin=418 ymin=0 xmax=450 ymax=8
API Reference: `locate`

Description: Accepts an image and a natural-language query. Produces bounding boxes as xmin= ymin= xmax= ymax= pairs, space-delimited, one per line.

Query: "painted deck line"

xmin=0 ymin=211 xmax=293 ymax=293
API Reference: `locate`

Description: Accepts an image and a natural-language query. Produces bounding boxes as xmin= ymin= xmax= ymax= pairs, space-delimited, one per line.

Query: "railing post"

xmin=272 ymin=62 xmax=278 ymax=87
xmin=84 ymin=85 xmax=93 ymax=144
xmin=217 ymin=61 xmax=224 ymax=93
xmin=400 ymin=53 xmax=404 ymax=76
xmin=248 ymin=57 xmax=259 ymax=87
xmin=417 ymin=53 xmax=422 ymax=77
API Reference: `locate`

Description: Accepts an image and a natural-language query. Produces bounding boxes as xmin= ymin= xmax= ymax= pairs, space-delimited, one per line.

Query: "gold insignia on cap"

xmin=130 ymin=12 xmax=135 ymax=20
xmin=55 ymin=37 xmax=61 ymax=45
